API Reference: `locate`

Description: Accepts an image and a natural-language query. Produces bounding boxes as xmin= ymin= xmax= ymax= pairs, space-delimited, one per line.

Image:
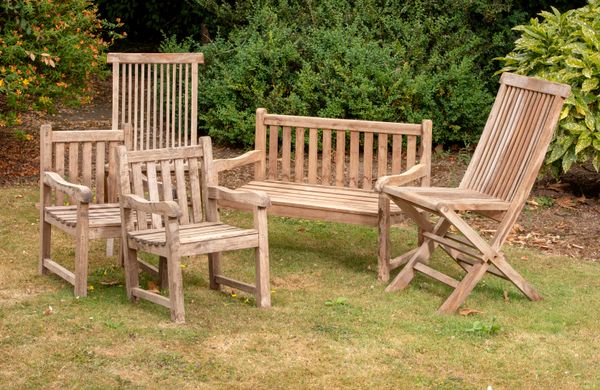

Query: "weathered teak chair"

xmin=376 ymin=73 xmax=570 ymax=313
xmin=39 ymin=124 xmax=131 ymax=296
xmin=107 ymin=52 xmax=204 ymax=150
xmin=117 ymin=137 xmax=271 ymax=323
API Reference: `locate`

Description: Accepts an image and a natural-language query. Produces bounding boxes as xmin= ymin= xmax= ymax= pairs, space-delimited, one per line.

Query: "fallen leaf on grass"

xmin=147 ymin=281 xmax=160 ymax=293
xmin=547 ymin=183 xmax=570 ymax=192
xmin=503 ymin=290 xmax=509 ymax=302
xmin=43 ymin=306 xmax=53 ymax=316
xmin=556 ymin=196 xmax=576 ymax=209
xmin=459 ymin=308 xmax=483 ymax=316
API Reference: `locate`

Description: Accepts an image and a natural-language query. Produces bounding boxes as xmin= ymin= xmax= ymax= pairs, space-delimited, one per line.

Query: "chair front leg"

xmin=165 ymin=216 xmax=185 ymax=323
xmin=253 ymin=206 xmax=271 ymax=308
xmin=121 ymin=207 xmax=139 ymax=301
xmin=74 ymin=203 xmax=90 ymax=297
xmin=377 ymin=194 xmax=391 ymax=282
xmin=39 ymin=183 xmax=52 ymax=275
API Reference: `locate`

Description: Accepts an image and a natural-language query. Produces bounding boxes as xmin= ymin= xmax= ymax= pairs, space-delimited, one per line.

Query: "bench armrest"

xmin=121 ymin=194 xmax=182 ymax=218
xmin=42 ymin=171 xmax=92 ymax=203
xmin=212 ymin=150 xmax=262 ymax=173
xmin=374 ymin=163 xmax=429 ymax=192
xmin=208 ymin=185 xmax=271 ymax=208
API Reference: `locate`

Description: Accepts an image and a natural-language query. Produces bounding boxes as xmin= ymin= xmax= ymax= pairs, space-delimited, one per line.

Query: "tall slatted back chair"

xmin=107 ymin=53 xmax=204 ymax=150
xmin=117 ymin=137 xmax=271 ymax=323
xmin=377 ymin=73 xmax=570 ymax=313
xmin=39 ymin=124 xmax=131 ymax=296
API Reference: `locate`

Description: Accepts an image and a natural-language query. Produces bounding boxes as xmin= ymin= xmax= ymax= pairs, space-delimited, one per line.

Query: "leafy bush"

xmin=0 ymin=0 xmax=123 ymax=125
xmin=160 ymin=0 xmax=584 ymax=148
xmin=498 ymin=1 xmax=600 ymax=173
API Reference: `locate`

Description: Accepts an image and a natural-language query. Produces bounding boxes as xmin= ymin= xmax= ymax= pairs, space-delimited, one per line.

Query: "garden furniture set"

xmin=38 ymin=52 xmax=570 ymax=322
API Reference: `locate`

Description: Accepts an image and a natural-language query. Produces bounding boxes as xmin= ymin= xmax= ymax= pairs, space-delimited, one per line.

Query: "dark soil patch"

xmin=1 ymin=82 xmax=599 ymax=261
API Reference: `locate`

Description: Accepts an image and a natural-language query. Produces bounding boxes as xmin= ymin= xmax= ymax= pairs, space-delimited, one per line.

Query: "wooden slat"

xmin=214 ymin=275 xmax=255 ymax=294
xmin=294 ymin=127 xmax=305 ymax=183
xmin=146 ymin=63 xmax=152 ymax=150
xmin=308 ymin=128 xmax=318 ymax=184
xmin=171 ymin=64 xmax=176 ymax=147
xmin=184 ymin=63 xmax=189 ymax=146
xmin=82 ymin=142 xmax=92 ymax=188
xmin=406 ymin=135 xmax=417 ymax=169
xmin=335 ymin=130 xmax=345 ymax=187
xmin=51 ymin=130 xmax=124 ymax=143
xmin=140 ymin=62 xmax=145 ymax=150
xmin=188 ymin=157 xmax=202 ymax=223
xmin=126 ymin=146 xmax=203 ymax=163
xmin=322 ymin=129 xmax=332 ymax=185
xmin=363 ymin=132 xmax=373 ymax=189
xmin=146 ymin=162 xmax=162 ymax=228
xmin=131 ymin=287 xmax=171 ymax=308
xmin=414 ymin=262 xmax=460 ymax=288
xmin=177 ymin=64 xmax=183 ymax=147
xmin=95 ymin=141 xmax=105 ymax=203
xmin=377 ymin=133 xmax=388 ymax=177
xmin=127 ymin=63 xmax=133 ymax=136
xmin=349 ymin=131 xmax=360 ymax=188
xmin=68 ymin=142 xmax=79 ymax=186
xmin=112 ymin=60 xmax=120 ymax=130
xmin=43 ymin=258 xmax=75 ymax=285
xmin=174 ymin=159 xmax=189 ymax=224
xmin=107 ymin=141 xmax=119 ymax=202
xmin=131 ymin=162 xmax=147 ymax=229
xmin=55 ymin=143 xmax=65 ymax=205
xmin=268 ymin=125 xmax=279 ymax=180
xmin=392 ymin=134 xmax=402 ymax=174
xmin=153 ymin=63 xmax=158 ymax=149
xmin=165 ymin=63 xmax=171 ymax=148
xmin=190 ymin=62 xmax=198 ymax=145
xmin=133 ymin=63 xmax=139 ymax=149
xmin=159 ymin=64 xmax=164 ymax=148
xmin=281 ymin=126 xmax=292 ymax=181
xmin=160 ymin=160 xmax=174 ymax=201
xmin=108 ymin=52 xmax=205 ymax=64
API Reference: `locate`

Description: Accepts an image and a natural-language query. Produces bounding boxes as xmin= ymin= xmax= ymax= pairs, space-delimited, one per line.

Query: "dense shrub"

xmin=0 ymin=0 xmax=123 ymax=125
xmin=498 ymin=0 xmax=600 ymax=174
xmin=160 ymin=0 xmax=584 ymax=148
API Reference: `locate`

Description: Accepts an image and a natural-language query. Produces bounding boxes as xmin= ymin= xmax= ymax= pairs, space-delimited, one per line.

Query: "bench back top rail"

xmin=40 ymin=125 xmax=130 ymax=206
xmin=254 ymin=109 xmax=432 ymax=190
xmin=460 ymin=72 xmax=571 ymax=205
xmin=107 ymin=52 xmax=204 ymax=151
xmin=117 ymin=143 xmax=210 ymax=230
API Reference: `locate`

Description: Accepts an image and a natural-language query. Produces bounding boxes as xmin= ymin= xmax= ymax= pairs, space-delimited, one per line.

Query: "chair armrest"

xmin=374 ymin=164 xmax=428 ymax=193
xmin=208 ymin=186 xmax=271 ymax=208
xmin=121 ymin=194 xmax=182 ymax=218
xmin=212 ymin=150 xmax=262 ymax=173
xmin=42 ymin=172 xmax=92 ymax=203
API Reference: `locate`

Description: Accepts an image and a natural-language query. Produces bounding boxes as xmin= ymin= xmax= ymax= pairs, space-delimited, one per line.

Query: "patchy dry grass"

xmin=1 ymin=185 xmax=600 ymax=389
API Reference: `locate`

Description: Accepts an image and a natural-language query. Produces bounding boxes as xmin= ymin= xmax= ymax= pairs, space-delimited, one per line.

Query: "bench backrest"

xmin=40 ymin=125 xmax=130 ymax=206
xmin=117 ymin=142 xmax=211 ymax=229
xmin=107 ymin=53 xmax=204 ymax=151
xmin=254 ymin=109 xmax=432 ymax=189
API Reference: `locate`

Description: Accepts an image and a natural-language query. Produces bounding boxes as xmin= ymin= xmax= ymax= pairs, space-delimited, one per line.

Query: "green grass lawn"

xmin=1 ymin=185 xmax=600 ymax=389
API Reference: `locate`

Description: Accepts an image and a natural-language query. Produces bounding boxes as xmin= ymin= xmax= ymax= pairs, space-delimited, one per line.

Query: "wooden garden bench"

xmin=39 ymin=124 xmax=131 ymax=296
xmin=212 ymin=108 xmax=432 ymax=281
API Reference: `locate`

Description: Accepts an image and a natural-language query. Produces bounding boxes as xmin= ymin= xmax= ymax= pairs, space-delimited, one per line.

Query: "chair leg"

xmin=377 ymin=194 xmax=391 ymax=282
xmin=159 ymin=256 xmax=169 ymax=291
xmin=208 ymin=253 xmax=221 ymax=291
xmin=254 ymin=207 xmax=271 ymax=308
xmin=492 ymin=255 xmax=542 ymax=301
xmin=123 ymin=246 xmax=140 ymax=301
xmin=39 ymin=219 xmax=51 ymax=275
xmin=437 ymin=261 xmax=489 ymax=314
xmin=74 ymin=205 xmax=90 ymax=297
xmin=167 ymin=253 xmax=185 ymax=323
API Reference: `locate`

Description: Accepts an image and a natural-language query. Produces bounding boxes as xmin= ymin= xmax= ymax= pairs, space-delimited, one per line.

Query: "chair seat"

xmin=45 ymin=203 xmax=121 ymax=228
xmin=382 ymin=186 xmax=511 ymax=212
xmin=128 ymin=222 xmax=258 ymax=246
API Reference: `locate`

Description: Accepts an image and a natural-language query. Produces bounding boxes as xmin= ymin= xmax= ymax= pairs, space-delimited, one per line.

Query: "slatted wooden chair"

xmin=117 ymin=137 xmax=271 ymax=323
xmin=376 ymin=73 xmax=571 ymax=313
xmin=107 ymin=52 xmax=204 ymax=150
xmin=39 ymin=124 xmax=131 ymax=296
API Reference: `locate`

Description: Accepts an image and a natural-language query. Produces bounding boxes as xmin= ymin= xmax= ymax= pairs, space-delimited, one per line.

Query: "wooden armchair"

xmin=39 ymin=124 xmax=131 ymax=296
xmin=117 ymin=137 xmax=271 ymax=323
xmin=377 ymin=73 xmax=571 ymax=313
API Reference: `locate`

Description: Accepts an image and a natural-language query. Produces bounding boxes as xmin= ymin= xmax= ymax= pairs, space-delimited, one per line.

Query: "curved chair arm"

xmin=374 ymin=164 xmax=429 ymax=193
xmin=212 ymin=150 xmax=262 ymax=173
xmin=121 ymin=194 xmax=182 ymax=218
xmin=43 ymin=171 xmax=92 ymax=203
xmin=208 ymin=185 xmax=271 ymax=208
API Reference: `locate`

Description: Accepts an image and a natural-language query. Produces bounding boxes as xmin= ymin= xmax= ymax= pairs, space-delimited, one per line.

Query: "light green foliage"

xmin=498 ymin=1 xmax=600 ymax=174
xmin=0 ymin=0 xmax=124 ymax=125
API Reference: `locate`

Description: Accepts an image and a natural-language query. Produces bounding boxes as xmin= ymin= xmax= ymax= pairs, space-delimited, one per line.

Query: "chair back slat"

xmin=117 ymin=145 xmax=206 ymax=230
xmin=257 ymin=110 xmax=431 ymax=189
xmin=460 ymin=73 xmax=570 ymax=204
xmin=108 ymin=53 xmax=204 ymax=151
xmin=40 ymin=127 xmax=127 ymax=206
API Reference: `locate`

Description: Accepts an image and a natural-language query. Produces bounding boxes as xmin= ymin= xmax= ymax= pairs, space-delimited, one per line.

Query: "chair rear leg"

xmin=74 ymin=206 xmax=90 ymax=297
xmin=208 ymin=252 xmax=221 ymax=291
xmin=254 ymin=244 xmax=271 ymax=308
xmin=377 ymin=194 xmax=391 ymax=282
xmin=39 ymin=219 xmax=51 ymax=275
xmin=123 ymin=246 xmax=140 ymax=301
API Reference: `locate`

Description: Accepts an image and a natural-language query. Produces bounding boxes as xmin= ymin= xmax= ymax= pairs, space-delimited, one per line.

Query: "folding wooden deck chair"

xmin=39 ymin=124 xmax=131 ymax=296
xmin=117 ymin=137 xmax=271 ymax=323
xmin=376 ymin=73 xmax=571 ymax=313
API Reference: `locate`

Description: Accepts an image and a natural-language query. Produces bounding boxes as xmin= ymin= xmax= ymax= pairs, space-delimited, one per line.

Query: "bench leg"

xmin=167 ymin=252 xmax=185 ymax=323
xmin=377 ymin=194 xmax=391 ymax=282
xmin=123 ymin=245 xmax=140 ymax=301
xmin=74 ymin=204 xmax=90 ymax=297
xmin=254 ymin=207 xmax=271 ymax=308
xmin=39 ymin=218 xmax=51 ymax=276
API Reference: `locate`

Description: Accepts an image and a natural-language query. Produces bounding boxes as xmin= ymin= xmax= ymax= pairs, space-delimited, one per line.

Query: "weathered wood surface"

xmin=379 ymin=73 xmax=570 ymax=313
